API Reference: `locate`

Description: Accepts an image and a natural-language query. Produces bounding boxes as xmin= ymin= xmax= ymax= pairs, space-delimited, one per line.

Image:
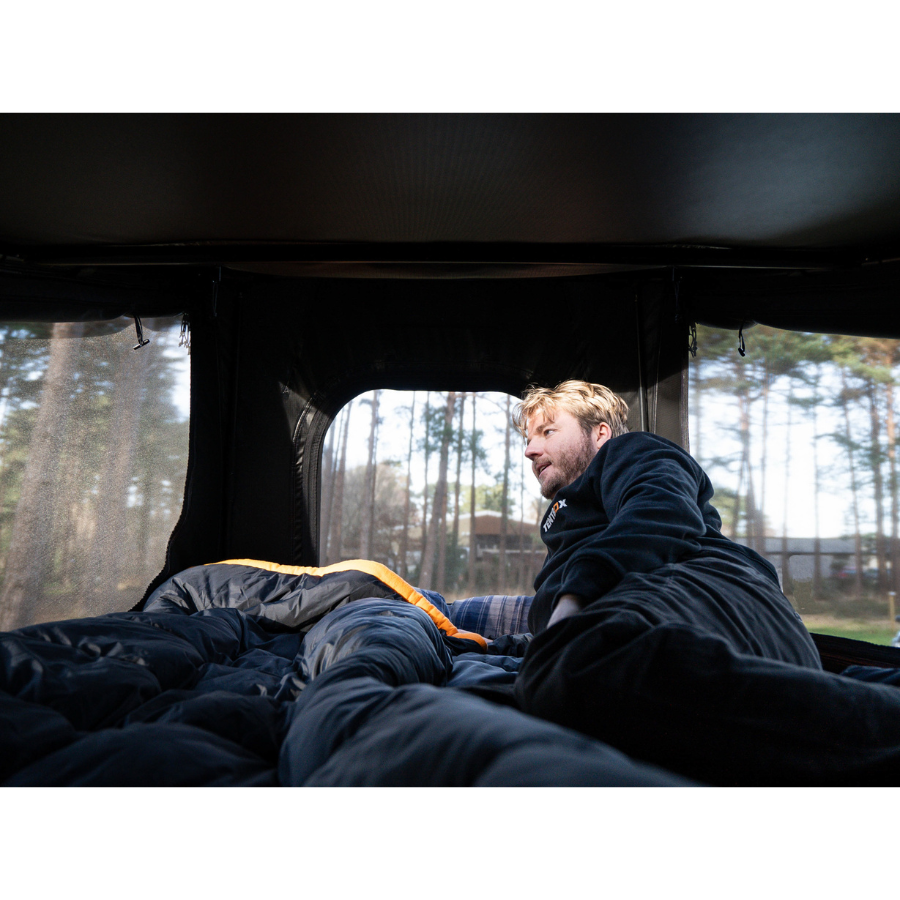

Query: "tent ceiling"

xmin=1 ymin=114 xmax=899 ymax=268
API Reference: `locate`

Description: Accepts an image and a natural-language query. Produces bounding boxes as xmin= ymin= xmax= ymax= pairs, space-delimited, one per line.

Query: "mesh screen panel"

xmin=0 ymin=316 xmax=190 ymax=629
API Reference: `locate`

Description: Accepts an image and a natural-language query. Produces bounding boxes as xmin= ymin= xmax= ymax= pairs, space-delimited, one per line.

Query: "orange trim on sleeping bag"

xmin=211 ymin=557 xmax=488 ymax=648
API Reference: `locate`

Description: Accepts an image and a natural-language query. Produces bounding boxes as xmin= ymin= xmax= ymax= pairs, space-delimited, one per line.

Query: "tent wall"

xmin=684 ymin=260 xmax=900 ymax=337
xmin=145 ymin=272 xmax=688 ymax=599
xmin=0 ymin=263 xmax=197 ymax=322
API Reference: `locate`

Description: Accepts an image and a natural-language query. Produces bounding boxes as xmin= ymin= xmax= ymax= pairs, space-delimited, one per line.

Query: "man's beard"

xmin=537 ymin=433 xmax=597 ymax=499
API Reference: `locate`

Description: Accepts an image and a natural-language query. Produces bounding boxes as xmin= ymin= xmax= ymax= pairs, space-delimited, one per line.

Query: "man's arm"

xmin=546 ymin=593 xmax=584 ymax=627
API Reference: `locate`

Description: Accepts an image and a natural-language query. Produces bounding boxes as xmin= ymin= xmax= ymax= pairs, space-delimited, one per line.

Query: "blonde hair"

xmin=513 ymin=380 xmax=630 ymax=439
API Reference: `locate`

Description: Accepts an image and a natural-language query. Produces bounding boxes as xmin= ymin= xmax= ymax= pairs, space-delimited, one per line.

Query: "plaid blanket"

xmin=448 ymin=595 xmax=533 ymax=640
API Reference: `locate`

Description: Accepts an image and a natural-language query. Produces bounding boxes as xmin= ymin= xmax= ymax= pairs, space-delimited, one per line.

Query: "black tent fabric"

xmin=3 ymin=114 xmax=900 ymax=256
xmin=3 ymin=114 xmax=900 ymax=785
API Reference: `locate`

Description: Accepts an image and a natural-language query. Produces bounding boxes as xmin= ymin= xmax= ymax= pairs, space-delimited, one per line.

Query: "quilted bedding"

xmin=0 ymin=559 xmax=688 ymax=786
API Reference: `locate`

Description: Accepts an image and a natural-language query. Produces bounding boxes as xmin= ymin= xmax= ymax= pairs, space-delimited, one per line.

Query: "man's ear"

xmin=592 ymin=422 xmax=613 ymax=450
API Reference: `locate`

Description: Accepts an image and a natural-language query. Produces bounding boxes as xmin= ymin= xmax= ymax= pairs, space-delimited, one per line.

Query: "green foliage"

xmin=417 ymin=392 xmax=490 ymax=471
xmin=417 ymin=397 xmax=449 ymax=455
xmin=804 ymin=624 xmax=898 ymax=646
xmin=474 ymin=483 xmax=513 ymax=515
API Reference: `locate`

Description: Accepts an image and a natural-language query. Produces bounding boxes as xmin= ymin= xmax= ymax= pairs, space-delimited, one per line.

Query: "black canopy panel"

xmin=2 ymin=114 xmax=899 ymax=266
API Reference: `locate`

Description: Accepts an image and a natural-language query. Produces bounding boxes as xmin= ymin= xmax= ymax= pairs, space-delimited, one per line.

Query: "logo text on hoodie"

xmin=543 ymin=499 xmax=567 ymax=532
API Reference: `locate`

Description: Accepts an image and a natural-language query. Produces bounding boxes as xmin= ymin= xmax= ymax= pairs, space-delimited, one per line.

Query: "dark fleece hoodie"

xmin=528 ymin=431 xmax=819 ymax=669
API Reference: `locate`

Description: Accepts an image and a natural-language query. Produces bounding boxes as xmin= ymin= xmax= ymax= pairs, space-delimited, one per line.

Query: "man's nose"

xmin=525 ymin=439 xmax=540 ymax=460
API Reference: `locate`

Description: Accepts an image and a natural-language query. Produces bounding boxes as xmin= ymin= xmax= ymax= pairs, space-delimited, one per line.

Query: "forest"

xmin=0 ymin=318 xmax=190 ymax=630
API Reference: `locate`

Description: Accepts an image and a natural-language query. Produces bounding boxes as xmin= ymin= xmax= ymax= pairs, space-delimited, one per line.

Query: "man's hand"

xmin=547 ymin=593 xmax=584 ymax=628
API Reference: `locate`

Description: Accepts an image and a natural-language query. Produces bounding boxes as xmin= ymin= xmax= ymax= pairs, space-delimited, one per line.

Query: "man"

xmin=509 ymin=380 xmax=888 ymax=785
xmin=515 ymin=380 xmax=819 ymax=664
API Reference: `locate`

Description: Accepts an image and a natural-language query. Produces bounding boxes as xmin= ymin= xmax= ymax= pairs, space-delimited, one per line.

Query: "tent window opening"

xmin=0 ymin=316 xmax=190 ymax=630
xmin=321 ymin=389 xmax=546 ymax=601
xmin=689 ymin=323 xmax=900 ymax=646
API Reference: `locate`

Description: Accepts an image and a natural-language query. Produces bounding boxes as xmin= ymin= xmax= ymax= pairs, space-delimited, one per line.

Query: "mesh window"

xmin=0 ymin=316 xmax=190 ymax=629
xmin=690 ymin=324 xmax=900 ymax=646
xmin=321 ymin=390 xmax=546 ymax=600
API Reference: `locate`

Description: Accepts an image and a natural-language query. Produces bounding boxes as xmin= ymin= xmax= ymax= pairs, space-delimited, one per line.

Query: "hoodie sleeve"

xmin=555 ymin=435 xmax=710 ymax=606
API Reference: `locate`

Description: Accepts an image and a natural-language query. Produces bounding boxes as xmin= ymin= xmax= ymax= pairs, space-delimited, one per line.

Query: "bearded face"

xmin=525 ymin=409 xmax=604 ymax=499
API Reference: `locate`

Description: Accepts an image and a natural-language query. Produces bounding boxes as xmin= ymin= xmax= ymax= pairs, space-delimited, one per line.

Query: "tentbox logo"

xmin=542 ymin=499 xmax=567 ymax=532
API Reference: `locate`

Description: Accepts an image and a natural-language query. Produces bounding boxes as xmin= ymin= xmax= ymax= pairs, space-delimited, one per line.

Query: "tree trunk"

xmin=359 ymin=391 xmax=380 ymax=560
xmin=840 ymin=370 xmax=865 ymax=600
xmin=138 ymin=465 xmax=154 ymax=574
xmin=327 ymin=400 xmax=352 ymax=563
xmin=436 ymin=484 xmax=448 ymax=594
xmin=759 ymin=360 xmax=770 ymax=548
xmin=88 ymin=338 xmax=155 ymax=603
xmin=450 ymin=392 xmax=466 ymax=594
xmin=736 ymin=385 xmax=761 ymax=553
xmin=468 ymin=393 xmax=478 ymax=594
xmin=730 ymin=457 xmax=744 ymax=541
xmin=399 ymin=392 xmax=416 ymax=579
xmin=499 ymin=394 xmax=512 ymax=593
xmin=812 ymin=365 xmax=823 ymax=600
xmin=866 ymin=379 xmax=888 ymax=591
xmin=743 ymin=451 xmax=759 ymax=554
xmin=0 ymin=323 xmax=83 ymax=630
xmin=780 ymin=378 xmax=794 ymax=598
xmin=692 ymin=351 xmax=702 ymax=465
xmin=0 ymin=330 xmax=11 ymax=551
xmin=730 ymin=375 xmax=749 ymax=542
xmin=421 ymin=391 xmax=431 ymax=568
xmin=319 ymin=413 xmax=337 ymax=561
xmin=420 ymin=392 xmax=455 ymax=588
xmin=887 ymin=378 xmax=898 ymax=595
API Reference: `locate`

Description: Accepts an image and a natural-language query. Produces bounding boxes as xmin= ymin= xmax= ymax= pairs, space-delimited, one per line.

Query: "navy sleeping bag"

xmin=0 ymin=559 xmax=688 ymax=786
